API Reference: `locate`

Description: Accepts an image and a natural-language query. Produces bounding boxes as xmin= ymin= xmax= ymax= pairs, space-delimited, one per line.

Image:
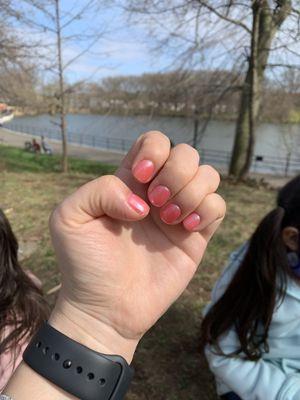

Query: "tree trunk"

xmin=229 ymin=0 xmax=292 ymax=179
xmin=239 ymin=1 xmax=261 ymax=180
xmin=192 ymin=111 xmax=199 ymax=148
xmin=229 ymin=68 xmax=253 ymax=178
xmin=55 ymin=0 xmax=68 ymax=173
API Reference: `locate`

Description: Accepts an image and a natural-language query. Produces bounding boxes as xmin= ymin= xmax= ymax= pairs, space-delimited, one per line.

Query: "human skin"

xmin=5 ymin=131 xmax=226 ymax=399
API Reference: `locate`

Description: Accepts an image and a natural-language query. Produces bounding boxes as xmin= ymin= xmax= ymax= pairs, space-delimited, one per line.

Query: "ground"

xmin=0 ymin=146 xmax=276 ymax=399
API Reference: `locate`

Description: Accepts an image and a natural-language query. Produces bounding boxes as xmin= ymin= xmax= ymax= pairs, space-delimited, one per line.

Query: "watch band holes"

xmin=52 ymin=353 xmax=60 ymax=361
xmin=35 ymin=341 xmax=42 ymax=348
xmin=87 ymin=373 xmax=94 ymax=380
xmin=99 ymin=378 xmax=106 ymax=386
xmin=63 ymin=360 xmax=72 ymax=369
xmin=76 ymin=366 xmax=83 ymax=374
xmin=42 ymin=346 xmax=49 ymax=355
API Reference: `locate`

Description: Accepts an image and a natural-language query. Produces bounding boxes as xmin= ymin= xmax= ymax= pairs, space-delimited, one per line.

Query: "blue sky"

xmin=24 ymin=0 xmax=244 ymax=84
xmin=14 ymin=0 xmax=299 ymax=85
xmin=40 ymin=1 xmax=173 ymax=83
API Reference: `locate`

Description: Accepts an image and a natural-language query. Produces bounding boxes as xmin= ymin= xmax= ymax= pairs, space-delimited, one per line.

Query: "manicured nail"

xmin=183 ymin=213 xmax=201 ymax=231
xmin=132 ymin=160 xmax=155 ymax=183
xmin=127 ymin=194 xmax=149 ymax=215
xmin=160 ymin=204 xmax=181 ymax=224
xmin=148 ymin=185 xmax=171 ymax=207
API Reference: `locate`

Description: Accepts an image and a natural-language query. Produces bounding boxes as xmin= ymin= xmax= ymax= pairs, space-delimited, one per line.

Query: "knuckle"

xmin=142 ymin=130 xmax=167 ymax=140
xmin=96 ymin=175 xmax=119 ymax=195
xmin=201 ymin=165 xmax=220 ymax=188
xmin=146 ymin=145 xmax=167 ymax=161
xmin=165 ymin=144 xmax=199 ymax=180
xmin=174 ymin=143 xmax=200 ymax=162
xmin=98 ymin=174 xmax=117 ymax=186
xmin=164 ymin=159 xmax=193 ymax=182
xmin=141 ymin=132 xmax=170 ymax=160
xmin=212 ymin=193 xmax=227 ymax=218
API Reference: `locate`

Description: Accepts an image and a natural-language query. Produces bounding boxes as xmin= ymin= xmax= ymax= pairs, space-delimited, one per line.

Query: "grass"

xmin=0 ymin=145 xmax=116 ymax=175
xmin=289 ymin=110 xmax=300 ymax=124
xmin=0 ymin=145 xmax=277 ymax=399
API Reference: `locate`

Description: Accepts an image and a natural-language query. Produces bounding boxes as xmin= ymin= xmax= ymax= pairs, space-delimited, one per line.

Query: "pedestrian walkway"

xmin=0 ymin=127 xmax=291 ymax=188
xmin=0 ymin=128 xmax=125 ymax=166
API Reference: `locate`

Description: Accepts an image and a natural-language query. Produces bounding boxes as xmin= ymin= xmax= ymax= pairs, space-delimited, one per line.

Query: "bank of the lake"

xmin=6 ymin=113 xmax=300 ymax=154
xmin=14 ymin=108 xmax=300 ymax=124
xmin=5 ymin=113 xmax=300 ymax=176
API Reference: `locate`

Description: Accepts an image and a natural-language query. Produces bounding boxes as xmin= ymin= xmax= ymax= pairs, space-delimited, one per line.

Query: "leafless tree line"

xmin=47 ymin=69 xmax=298 ymax=122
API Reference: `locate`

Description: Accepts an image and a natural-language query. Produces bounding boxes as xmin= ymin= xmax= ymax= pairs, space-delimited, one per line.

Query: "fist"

xmin=49 ymin=131 xmax=225 ymax=362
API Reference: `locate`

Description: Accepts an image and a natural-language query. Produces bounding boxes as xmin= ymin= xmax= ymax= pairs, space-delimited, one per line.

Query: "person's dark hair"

xmin=0 ymin=209 xmax=49 ymax=361
xmin=201 ymin=175 xmax=300 ymax=361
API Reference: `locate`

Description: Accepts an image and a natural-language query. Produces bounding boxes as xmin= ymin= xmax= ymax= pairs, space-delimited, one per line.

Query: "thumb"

xmin=51 ymin=175 xmax=150 ymax=226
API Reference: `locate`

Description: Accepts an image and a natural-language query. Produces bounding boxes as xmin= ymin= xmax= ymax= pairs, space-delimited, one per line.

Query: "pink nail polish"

xmin=132 ymin=160 xmax=155 ymax=183
xmin=148 ymin=185 xmax=171 ymax=207
xmin=160 ymin=204 xmax=181 ymax=224
xmin=127 ymin=194 xmax=149 ymax=215
xmin=183 ymin=213 xmax=201 ymax=231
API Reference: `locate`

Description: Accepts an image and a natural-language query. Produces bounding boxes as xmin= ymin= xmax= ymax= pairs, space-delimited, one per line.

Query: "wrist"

xmin=49 ymin=295 xmax=138 ymax=364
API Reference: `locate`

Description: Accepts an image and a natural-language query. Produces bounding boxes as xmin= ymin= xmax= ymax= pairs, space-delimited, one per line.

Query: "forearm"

xmin=4 ymin=297 xmax=138 ymax=400
xmin=4 ymin=362 xmax=75 ymax=400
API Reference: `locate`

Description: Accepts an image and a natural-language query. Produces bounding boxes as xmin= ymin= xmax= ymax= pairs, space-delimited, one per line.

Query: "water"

xmin=6 ymin=113 xmax=300 ymax=175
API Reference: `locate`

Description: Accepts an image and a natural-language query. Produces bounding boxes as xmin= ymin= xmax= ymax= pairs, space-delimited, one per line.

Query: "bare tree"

xmin=3 ymin=0 xmax=108 ymax=172
xmin=85 ymin=69 xmax=241 ymax=124
xmin=54 ymin=0 xmax=67 ymax=172
xmin=0 ymin=5 xmax=40 ymax=109
xmin=229 ymin=0 xmax=293 ymax=179
xmin=123 ymin=0 xmax=300 ymax=179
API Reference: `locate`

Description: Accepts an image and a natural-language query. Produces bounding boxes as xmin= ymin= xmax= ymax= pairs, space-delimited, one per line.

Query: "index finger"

xmin=119 ymin=131 xmax=171 ymax=183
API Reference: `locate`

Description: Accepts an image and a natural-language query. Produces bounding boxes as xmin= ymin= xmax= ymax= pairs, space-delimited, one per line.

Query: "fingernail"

xmin=132 ymin=160 xmax=155 ymax=183
xmin=183 ymin=213 xmax=201 ymax=231
xmin=148 ymin=185 xmax=171 ymax=207
xmin=160 ymin=204 xmax=181 ymax=224
xmin=127 ymin=194 xmax=149 ymax=215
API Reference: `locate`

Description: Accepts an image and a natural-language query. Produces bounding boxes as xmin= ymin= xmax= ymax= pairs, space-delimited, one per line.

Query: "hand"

xmin=49 ymin=131 xmax=225 ymax=363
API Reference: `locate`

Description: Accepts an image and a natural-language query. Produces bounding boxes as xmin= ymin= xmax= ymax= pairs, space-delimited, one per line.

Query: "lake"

xmin=6 ymin=113 xmax=300 ymax=175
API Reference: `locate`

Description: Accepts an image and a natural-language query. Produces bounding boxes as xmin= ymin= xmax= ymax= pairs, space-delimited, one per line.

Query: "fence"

xmin=196 ymin=149 xmax=300 ymax=177
xmin=6 ymin=121 xmax=134 ymax=152
xmin=5 ymin=121 xmax=300 ymax=177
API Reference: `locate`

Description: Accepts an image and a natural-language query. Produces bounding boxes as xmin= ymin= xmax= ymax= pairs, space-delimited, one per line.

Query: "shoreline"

xmin=0 ymin=127 xmax=293 ymax=189
xmin=0 ymin=127 xmax=125 ymax=166
xmin=13 ymin=111 xmax=300 ymax=125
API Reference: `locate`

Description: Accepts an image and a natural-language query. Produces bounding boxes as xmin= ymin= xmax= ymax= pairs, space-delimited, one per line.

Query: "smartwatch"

xmin=23 ymin=322 xmax=134 ymax=400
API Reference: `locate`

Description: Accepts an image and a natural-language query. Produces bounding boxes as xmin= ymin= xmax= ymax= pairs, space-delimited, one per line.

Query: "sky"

xmin=26 ymin=0 xmax=175 ymax=83
xmin=18 ymin=0 xmax=250 ymax=84
xmin=13 ymin=0 xmax=300 ymax=85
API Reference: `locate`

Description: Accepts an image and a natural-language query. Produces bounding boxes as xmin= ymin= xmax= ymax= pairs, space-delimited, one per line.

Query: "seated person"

xmin=202 ymin=175 xmax=300 ymax=400
xmin=0 ymin=209 xmax=49 ymax=392
xmin=41 ymin=136 xmax=52 ymax=155
xmin=31 ymin=139 xmax=41 ymax=154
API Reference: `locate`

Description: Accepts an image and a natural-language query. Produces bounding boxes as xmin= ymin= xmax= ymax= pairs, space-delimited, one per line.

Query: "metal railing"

xmin=4 ymin=121 xmax=300 ymax=177
xmin=196 ymin=149 xmax=300 ymax=177
xmin=6 ymin=121 xmax=134 ymax=152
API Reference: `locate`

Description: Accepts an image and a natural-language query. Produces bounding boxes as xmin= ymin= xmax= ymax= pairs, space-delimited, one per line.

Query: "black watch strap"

xmin=23 ymin=322 xmax=134 ymax=400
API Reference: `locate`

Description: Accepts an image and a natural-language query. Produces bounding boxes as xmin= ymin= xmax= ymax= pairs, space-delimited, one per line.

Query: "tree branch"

xmin=273 ymin=0 xmax=292 ymax=27
xmin=267 ymin=63 xmax=300 ymax=70
xmin=196 ymin=1 xmax=251 ymax=34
